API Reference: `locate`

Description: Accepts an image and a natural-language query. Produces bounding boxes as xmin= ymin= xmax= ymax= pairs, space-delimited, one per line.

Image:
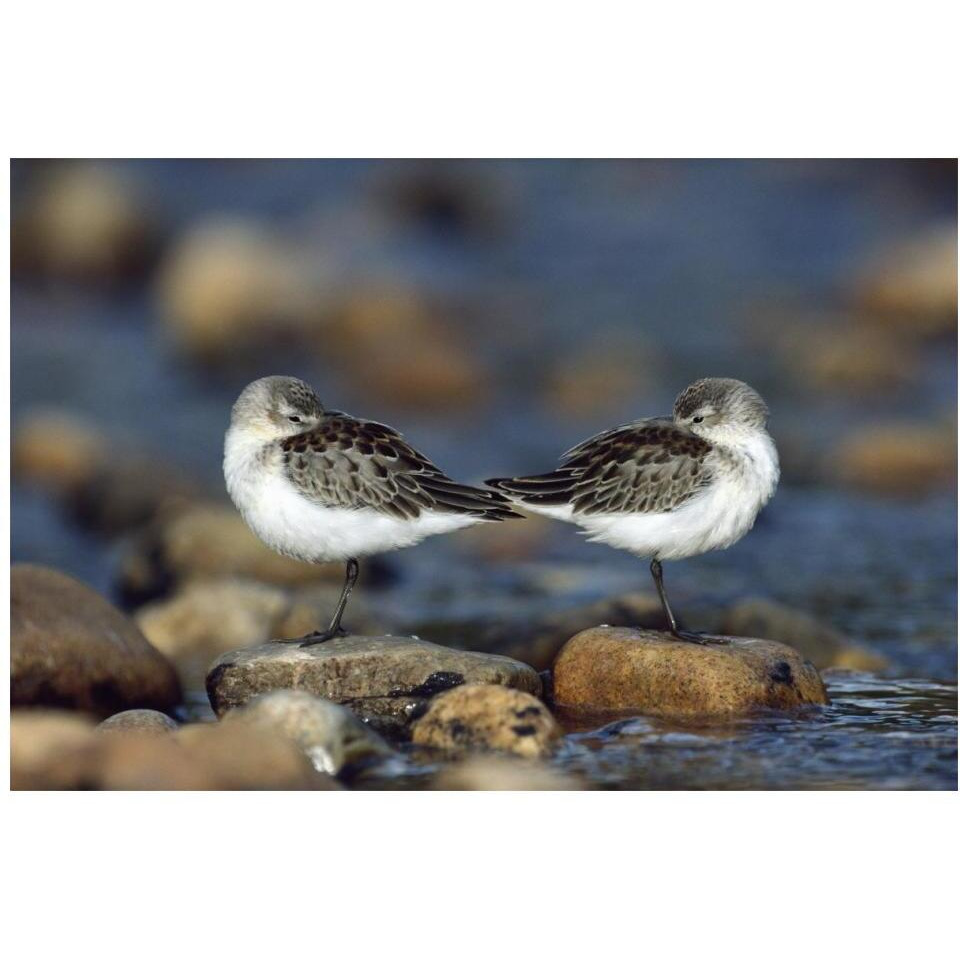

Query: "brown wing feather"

xmin=282 ymin=415 xmax=516 ymax=521
xmin=488 ymin=419 xmax=712 ymax=515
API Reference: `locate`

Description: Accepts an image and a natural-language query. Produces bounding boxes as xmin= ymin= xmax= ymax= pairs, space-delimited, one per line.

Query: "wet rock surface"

xmin=222 ymin=690 xmax=394 ymax=776
xmin=206 ymin=635 xmax=542 ymax=736
xmin=411 ymin=683 xmax=560 ymax=757
xmin=552 ymin=627 xmax=829 ymax=717
xmin=11 ymin=564 xmax=181 ymax=717
xmin=98 ymin=709 xmax=179 ymax=736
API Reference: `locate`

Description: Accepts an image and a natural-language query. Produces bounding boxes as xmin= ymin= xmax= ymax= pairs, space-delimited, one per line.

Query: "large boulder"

xmin=11 ymin=565 xmax=181 ymax=716
xmin=552 ymin=627 xmax=828 ymax=717
xmin=411 ymin=684 xmax=560 ymax=758
xmin=206 ymin=635 xmax=541 ymax=737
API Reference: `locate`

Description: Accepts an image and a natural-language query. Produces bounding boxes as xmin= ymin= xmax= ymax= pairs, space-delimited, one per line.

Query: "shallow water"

xmin=11 ymin=160 xmax=957 ymax=790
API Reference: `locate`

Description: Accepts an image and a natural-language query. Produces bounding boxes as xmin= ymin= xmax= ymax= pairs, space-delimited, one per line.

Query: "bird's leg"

xmin=648 ymin=558 xmax=725 ymax=645
xmin=291 ymin=558 xmax=360 ymax=647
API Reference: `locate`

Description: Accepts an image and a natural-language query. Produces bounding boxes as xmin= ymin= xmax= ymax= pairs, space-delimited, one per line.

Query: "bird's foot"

xmin=669 ymin=629 xmax=729 ymax=646
xmin=298 ymin=626 xmax=349 ymax=648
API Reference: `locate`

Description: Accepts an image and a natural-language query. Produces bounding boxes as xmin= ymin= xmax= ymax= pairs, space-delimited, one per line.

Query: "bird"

xmin=487 ymin=378 xmax=779 ymax=643
xmin=224 ymin=376 xmax=519 ymax=646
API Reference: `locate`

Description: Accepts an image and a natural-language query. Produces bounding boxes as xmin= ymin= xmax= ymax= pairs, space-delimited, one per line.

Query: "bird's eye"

xmin=288 ymin=415 xmax=302 ymax=424
xmin=692 ymin=416 xmax=704 ymax=424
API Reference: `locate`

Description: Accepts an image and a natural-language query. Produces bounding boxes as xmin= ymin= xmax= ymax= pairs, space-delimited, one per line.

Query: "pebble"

xmin=411 ymin=683 xmax=560 ymax=758
xmin=552 ymin=627 xmax=829 ymax=717
xmin=222 ymin=690 xmax=394 ymax=776
xmin=433 ymin=756 xmax=582 ymax=791
xmin=98 ymin=709 xmax=179 ymax=736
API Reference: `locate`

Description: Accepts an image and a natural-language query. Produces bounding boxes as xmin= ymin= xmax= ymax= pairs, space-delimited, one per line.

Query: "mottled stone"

xmin=411 ymin=684 xmax=560 ymax=758
xmin=719 ymin=598 xmax=889 ymax=672
xmin=552 ymin=627 xmax=828 ymax=717
xmin=222 ymin=690 xmax=394 ymax=775
xmin=433 ymin=756 xmax=582 ymax=791
xmin=11 ymin=565 xmax=181 ymax=717
xmin=98 ymin=709 xmax=179 ymax=736
xmin=206 ymin=635 xmax=542 ymax=736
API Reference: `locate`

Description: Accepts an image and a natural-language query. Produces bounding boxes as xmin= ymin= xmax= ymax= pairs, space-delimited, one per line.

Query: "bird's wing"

xmin=281 ymin=415 xmax=517 ymax=521
xmin=488 ymin=418 xmax=713 ymax=515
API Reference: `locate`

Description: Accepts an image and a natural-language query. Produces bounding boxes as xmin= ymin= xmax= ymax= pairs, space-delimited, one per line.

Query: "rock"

xmin=222 ymin=690 xmax=394 ymax=775
xmin=10 ymin=710 xmax=101 ymax=790
xmin=96 ymin=722 xmax=339 ymax=790
xmin=718 ymin=598 xmax=889 ymax=672
xmin=12 ymin=163 xmax=158 ymax=285
xmin=155 ymin=218 xmax=316 ymax=363
xmin=411 ymin=684 xmax=560 ymax=758
xmin=11 ymin=564 xmax=182 ymax=717
xmin=321 ymin=286 xmax=484 ymax=410
xmin=136 ymin=579 xmax=385 ymax=688
xmin=12 ymin=410 xmax=108 ymax=495
xmin=98 ymin=709 xmax=179 ymax=736
xmin=552 ymin=627 xmax=828 ymax=717
xmin=206 ymin=635 xmax=542 ymax=737
xmin=66 ymin=458 xmax=202 ymax=536
xmin=433 ymin=756 xmax=582 ymax=791
xmin=781 ymin=322 xmax=916 ymax=395
xmin=854 ymin=225 xmax=957 ymax=338
xmin=119 ymin=503 xmax=344 ymax=604
xmin=830 ymin=422 xmax=956 ymax=496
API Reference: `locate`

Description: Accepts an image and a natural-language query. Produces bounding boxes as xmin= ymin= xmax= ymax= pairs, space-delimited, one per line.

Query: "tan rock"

xmin=98 ymin=709 xmax=179 ymax=736
xmin=433 ymin=755 xmax=582 ymax=791
xmin=411 ymin=684 xmax=560 ymax=758
xmin=120 ymin=503 xmax=344 ymax=602
xmin=97 ymin=722 xmax=339 ymax=791
xmin=854 ymin=225 xmax=957 ymax=338
xmin=719 ymin=598 xmax=889 ymax=672
xmin=12 ymin=410 xmax=108 ymax=495
xmin=206 ymin=635 xmax=542 ymax=735
xmin=322 ymin=287 xmax=484 ymax=410
xmin=222 ymin=690 xmax=394 ymax=775
xmin=155 ymin=218 xmax=316 ymax=362
xmin=10 ymin=710 xmax=101 ymax=790
xmin=552 ymin=627 xmax=828 ymax=717
xmin=830 ymin=422 xmax=956 ymax=496
xmin=11 ymin=565 xmax=181 ymax=717
xmin=12 ymin=163 xmax=157 ymax=284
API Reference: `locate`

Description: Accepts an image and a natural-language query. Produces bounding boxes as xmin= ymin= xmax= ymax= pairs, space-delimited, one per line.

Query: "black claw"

xmin=670 ymin=630 xmax=728 ymax=646
xmin=298 ymin=627 xmax=348 ymax=648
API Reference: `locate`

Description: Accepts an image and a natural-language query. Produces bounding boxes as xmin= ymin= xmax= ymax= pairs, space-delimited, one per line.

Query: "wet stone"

xmin=206 ymin=635 xmax=542 ymax=738
xmin=552 ymin=627 xmax=829 ymax=718
xmin=98 ymin=709 xmax=179 ymax=736
xmin=411 ymin=683 xmax=561 ymax=758
xmin=11 ymin=564 xmax=182 ymax=717
xmin=221 ymin=690 xmax=395 ymax=776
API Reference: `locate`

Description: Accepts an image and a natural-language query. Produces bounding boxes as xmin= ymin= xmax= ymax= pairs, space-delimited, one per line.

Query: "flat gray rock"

xmin=206 ymin=635 xmax=542 ymax=736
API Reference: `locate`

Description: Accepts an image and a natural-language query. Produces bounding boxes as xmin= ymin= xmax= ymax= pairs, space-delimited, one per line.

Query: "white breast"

xmin=524 ymin=429 xmax=779 ymax=562
xmin=224 ymin=426 xmax=481 ymax=563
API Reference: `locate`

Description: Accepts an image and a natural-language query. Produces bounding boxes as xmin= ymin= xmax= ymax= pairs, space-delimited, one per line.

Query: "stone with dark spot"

xmin=11 ymin=564 xmax=181 ymax=717
xmin=552 ymin=627 xmax=829 ymax=717
xmin=410 ymin=683 xmax=560 ymax=757
xmin=206 ymin=635 xmax=541 ymax=736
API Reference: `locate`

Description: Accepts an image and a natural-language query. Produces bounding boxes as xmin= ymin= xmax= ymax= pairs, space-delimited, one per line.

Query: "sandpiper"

xmin=488 ymin=378 xmax=779 ymax=642
xmin=224 ymin=376 xmax=518 ymax=645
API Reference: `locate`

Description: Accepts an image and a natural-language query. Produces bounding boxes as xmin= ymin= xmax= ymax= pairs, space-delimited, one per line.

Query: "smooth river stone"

xmin=552 ymin=627 xmax=829 ymax=717
xmin=206 ymin=635 xmax=542 ymax=736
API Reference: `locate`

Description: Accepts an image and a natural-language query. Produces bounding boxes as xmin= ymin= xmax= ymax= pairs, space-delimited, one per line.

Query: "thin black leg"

xmin=292 ymin=558 xmax=360 ymax=648
xmin=649 ymin=558 xmax=725 ymax=645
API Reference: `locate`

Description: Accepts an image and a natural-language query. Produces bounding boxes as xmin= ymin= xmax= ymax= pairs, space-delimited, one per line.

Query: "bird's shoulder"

xmin=562 ymin=417 xmax=712 ymax=467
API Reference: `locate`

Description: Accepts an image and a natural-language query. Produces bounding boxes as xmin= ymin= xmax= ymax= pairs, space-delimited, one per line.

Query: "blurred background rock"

xmin=11 ymin=159 xmax=957 ymax=692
